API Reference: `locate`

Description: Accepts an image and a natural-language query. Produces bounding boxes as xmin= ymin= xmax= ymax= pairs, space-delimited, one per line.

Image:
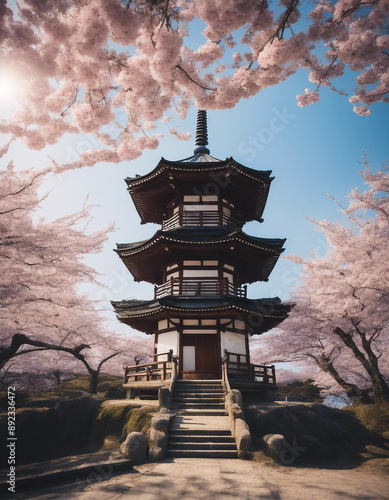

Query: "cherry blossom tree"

xmin=0 ymin=162 xmax=154 ymax=393
xmin=257 ymin=160 xmax=389 ymax=403
xmin=0 ymin=0 xmax=387 ymax=170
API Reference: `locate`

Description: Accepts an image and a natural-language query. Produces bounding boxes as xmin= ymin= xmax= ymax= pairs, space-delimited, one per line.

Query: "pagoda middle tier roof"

xmin=125 ymin=156 xmax=274 ymax=224
xmin=115 ymin=227 xmax=286 ymax=285
xmin=111 ymin=296 xmax=292 ymax=335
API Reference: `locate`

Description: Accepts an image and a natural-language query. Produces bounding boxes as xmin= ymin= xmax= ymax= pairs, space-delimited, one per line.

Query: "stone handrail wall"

xmin=222 ymin=357 xmax=252 ymax=458
xmin=150 ymin=358 xmax=178 ymax=461
xmin=158 ymin=356 xmax=178 ymax=408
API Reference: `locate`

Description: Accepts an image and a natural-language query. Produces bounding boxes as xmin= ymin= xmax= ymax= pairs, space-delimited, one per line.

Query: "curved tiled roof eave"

xmin=125 ymin=156 xmax=274 ymax=190
xmin=115 ymin=228 xmax=286 ymax=258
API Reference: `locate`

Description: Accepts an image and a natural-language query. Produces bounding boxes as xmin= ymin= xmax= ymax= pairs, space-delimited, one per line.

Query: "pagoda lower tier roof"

xmin=111 ymin=296 xmax=292 ymax=335
xmin=125 ymin=157 xmax=274 ymax=224
xmin=115 ymin=227 xmax=286 ymax=285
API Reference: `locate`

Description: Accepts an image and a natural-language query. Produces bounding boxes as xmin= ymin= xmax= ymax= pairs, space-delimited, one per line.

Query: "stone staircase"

xmin=168 ymin=380 xmax=238 ymax=458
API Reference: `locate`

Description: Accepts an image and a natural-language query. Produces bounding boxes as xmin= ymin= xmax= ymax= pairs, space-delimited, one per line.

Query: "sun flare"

xmin=0 ymin=73 xmax=21 ymax=104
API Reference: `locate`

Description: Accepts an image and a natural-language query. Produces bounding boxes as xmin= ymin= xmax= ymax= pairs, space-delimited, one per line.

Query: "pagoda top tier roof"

xmin=125 ymin=156 xmax=274 ymax=225
xmin=115 ymin=226 xmax=286 ymax=285
xmin=179 ymin=150 xmax=222 ymax=162
xmin=111 ymin=296 xmax=292 ymax=335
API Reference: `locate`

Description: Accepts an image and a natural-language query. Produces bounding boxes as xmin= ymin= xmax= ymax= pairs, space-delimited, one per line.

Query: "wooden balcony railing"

xmin=123 ymin=360 xmax=174 ymax=384
xmin=162 ymin=211 xmax=242 ymax=230
xmin=154 ymin=277 xmax=247 ymax=299
xmin=223 ymin=350 xmax=276 ymax=385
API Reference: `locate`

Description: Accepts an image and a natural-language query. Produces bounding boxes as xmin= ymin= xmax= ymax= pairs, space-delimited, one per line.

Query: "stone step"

xmin=173 ymin=399 xmax=224 ymax=408
xmin=168 ymin=441 xmax=236 ymax=450
xmin=174 ymin=388 xmax=224 ymax=393
xmin=177 ymin=409 xmax=227 ymax=416
xmin=174 ymin=403 xmax=225 ymax=410
xmin=169 ymin=434 xmax=235 ymax=443
xmin=175 ymin=382 xmax=223 ymax=389
xmin=175 ymin=384 xmax=223 ymax=388
xmin=173 ymin=397 xmax=224 ymax=404
xmin=167 ymin=449 xmax=238 ymax=459
xmin=173 ymin=393 xmax=224 ymax=399
xmin=170 ymin=428 xmax=231 ymax=436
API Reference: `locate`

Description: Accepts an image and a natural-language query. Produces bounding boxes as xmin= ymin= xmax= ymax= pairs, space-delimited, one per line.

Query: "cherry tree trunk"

xmin=318 ymin=356 xmax=365 ymax=400
xmin=334 ymin=328 xmax=389 ymax=403
xmin=89 ymin=370 xmax=99 ymax=395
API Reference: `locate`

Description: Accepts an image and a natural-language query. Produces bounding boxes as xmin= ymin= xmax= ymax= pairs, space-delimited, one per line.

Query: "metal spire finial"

xmin=194 ymin=110 xmax=210 ymax=155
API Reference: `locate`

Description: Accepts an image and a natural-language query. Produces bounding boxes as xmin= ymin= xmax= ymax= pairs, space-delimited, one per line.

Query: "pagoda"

xmin=112 ymin=111 xmax=291 ymax=399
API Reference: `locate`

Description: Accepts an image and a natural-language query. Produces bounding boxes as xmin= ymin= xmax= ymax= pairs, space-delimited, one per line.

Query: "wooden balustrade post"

xmin=219 ymin=277 xmax=224 ymax=295
xmin=163 ymin=362 xmax=166 ymax=380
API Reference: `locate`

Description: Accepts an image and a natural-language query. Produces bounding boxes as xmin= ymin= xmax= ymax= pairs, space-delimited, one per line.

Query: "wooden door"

xmin=181 ymin=334 xmax=220 ymax=380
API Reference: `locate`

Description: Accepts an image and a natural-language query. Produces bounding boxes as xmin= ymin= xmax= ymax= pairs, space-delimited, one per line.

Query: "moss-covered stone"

xmin=3 ymin=407 xmax=61 ymax=466
xmin=123 ymin=407 xmax=156 ymax=437
xmin=245 ymin=402 xmax=373 ymax=465
xmin=90 ymin=403 xmax=156 ymax=451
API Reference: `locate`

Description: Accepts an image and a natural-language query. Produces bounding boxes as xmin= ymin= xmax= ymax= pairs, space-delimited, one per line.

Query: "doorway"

xmin=181 ymin=334 xmax=220 ymax=379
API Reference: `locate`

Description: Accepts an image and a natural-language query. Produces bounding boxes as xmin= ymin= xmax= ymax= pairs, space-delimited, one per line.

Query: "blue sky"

xmin=4 ymin=70 xmax=387 ymax=341
xmin=1 ymin=4 xmax=388 ymax=339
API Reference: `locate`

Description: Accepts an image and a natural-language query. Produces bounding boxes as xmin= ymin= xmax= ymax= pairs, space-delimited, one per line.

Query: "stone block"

xmin=231 ymin=402 xmax=243 ymax=420
xmin=120 ymin=431 xmax=148 ymax=463
xmin=263 ymin=433 xmax=286 ymax=460
xmin=235 ymin=418 xmax=252 ymax=451
xmin=148 ymin=412 xmax=175 ymax=461
xmin=158 ymin=388 xmax=170 ymax=408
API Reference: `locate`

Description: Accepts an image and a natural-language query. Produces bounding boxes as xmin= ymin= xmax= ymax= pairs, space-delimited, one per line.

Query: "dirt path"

xmin=13 ymin=457 xmax=389 ymax=500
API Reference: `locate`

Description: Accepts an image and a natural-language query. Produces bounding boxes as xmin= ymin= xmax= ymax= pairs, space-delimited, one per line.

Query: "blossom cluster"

xmin=0 ymin=0 xmax=387 ymax=169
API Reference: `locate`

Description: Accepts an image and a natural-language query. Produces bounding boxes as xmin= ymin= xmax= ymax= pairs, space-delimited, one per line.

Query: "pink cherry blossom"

xmin=0 ymin=0 xmax=386 ymax=170
xmin=261 ymin=161 xmax=389 ymax=402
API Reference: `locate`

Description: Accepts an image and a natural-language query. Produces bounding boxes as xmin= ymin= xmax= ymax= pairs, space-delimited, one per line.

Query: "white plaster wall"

xmin=157 ymin=331 xmax=179 ymax=360
xmin=234 ymin=319 xmax=245 ymax=330
xmin=183 ymin=204 xmax=217 ymax=211
xmin=220 ymin=331 xmax=247 ymax=359
xmin=183 ymin=346 xmax=196 ymax=371
xmin=183 ymin=269 xmax=218 ymax=277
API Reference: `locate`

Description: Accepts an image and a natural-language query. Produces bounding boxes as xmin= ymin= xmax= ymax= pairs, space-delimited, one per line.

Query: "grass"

xmin=343 ymin=402 xmax=389 ymax=439
xmin=89 ymin=402 xmax=157 ymax=451
xmin=36 ymin=373 xmax=123 ymax=399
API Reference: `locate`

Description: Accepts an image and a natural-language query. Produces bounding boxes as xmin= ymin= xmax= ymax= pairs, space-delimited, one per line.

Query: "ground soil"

xmin=10 ymin=452 xmax=389 ymax=500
